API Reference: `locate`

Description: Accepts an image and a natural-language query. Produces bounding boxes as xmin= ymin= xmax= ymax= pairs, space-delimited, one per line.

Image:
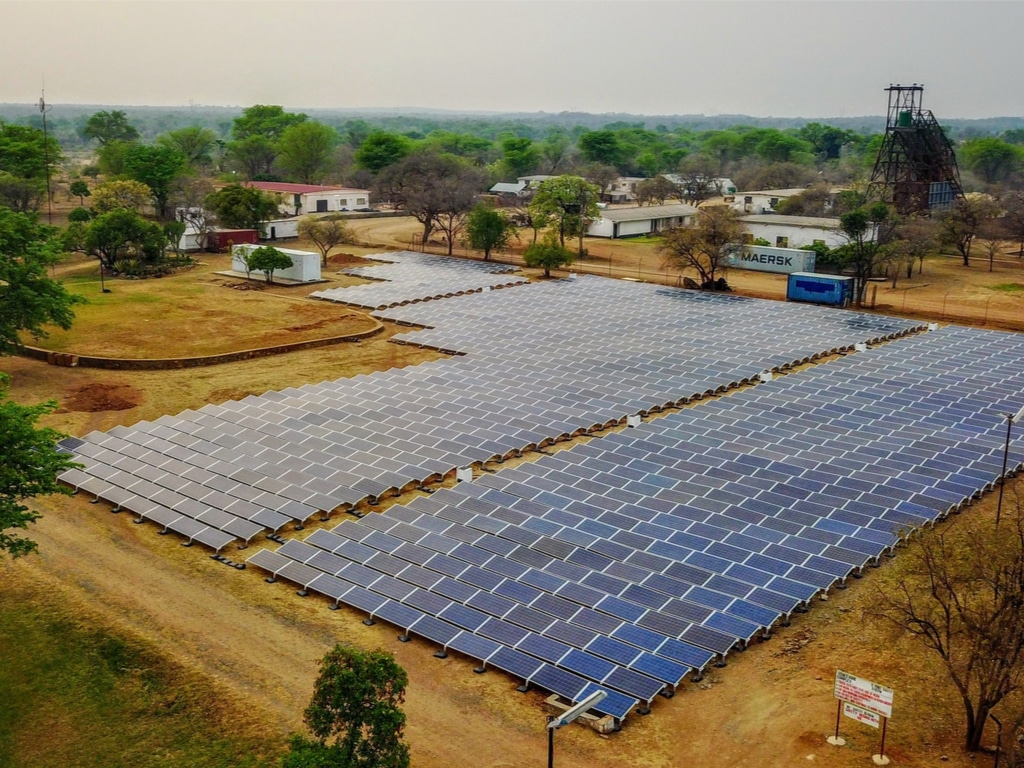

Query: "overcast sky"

xmin=1 ymin=0 xmax=1021 ymax=119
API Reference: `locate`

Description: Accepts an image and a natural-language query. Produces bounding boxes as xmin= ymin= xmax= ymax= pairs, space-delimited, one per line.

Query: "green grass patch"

xmin=621 ymin=234 xmax=665 ymax=244
xmin=0 ymin=587 xmax=283 ymax=768
xmin=991 ymin=283 xmax=1024 ymax=293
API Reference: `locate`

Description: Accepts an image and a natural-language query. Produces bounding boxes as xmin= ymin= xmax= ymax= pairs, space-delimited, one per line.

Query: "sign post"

xmin=828 ymin=670 xmax=894 ymax=763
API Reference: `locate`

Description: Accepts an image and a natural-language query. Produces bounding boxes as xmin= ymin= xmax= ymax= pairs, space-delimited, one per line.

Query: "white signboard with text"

xmin=833 ymin=670 xmax=894 ymax=719
xmin=843 ymin=701 xmax=881 ymax=729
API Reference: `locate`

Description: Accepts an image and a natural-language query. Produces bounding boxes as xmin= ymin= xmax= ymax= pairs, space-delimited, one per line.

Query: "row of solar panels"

xmin=245 ymin=325 xmax=1023 ymax=723
xmin=310 ymin=251 xmax=527 ymax=310
xmin=58 ymin=278 xmax=924 ymax=551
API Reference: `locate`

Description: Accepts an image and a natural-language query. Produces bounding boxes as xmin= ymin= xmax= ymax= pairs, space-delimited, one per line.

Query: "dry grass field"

xmin=3 ymin=217 xmax=1022 ymax=768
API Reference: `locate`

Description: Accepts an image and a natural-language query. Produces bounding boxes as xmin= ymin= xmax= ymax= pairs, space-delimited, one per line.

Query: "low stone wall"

xmin=20 ymin=321 xmax=384 ymax=370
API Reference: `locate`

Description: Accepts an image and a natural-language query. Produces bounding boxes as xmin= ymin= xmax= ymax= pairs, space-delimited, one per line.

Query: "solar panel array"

xmin=58 ymin=277 xmax=923 ymax=553
xmin=246 ymin=325 xmax=1024 ymax=723
xmin=309 ymin=251 xmax=527 ymax=310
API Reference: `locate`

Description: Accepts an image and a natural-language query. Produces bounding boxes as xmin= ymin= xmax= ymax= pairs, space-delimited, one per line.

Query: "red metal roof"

xmin=241 ymin=181 xmax=367 ymax=195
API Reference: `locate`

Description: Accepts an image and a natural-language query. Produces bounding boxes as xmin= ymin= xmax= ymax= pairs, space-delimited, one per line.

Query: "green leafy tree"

xmin=0 ymin=123 xmax=64 ymax=180
xmin=204 ymin=184 xmax=280 ymax=235
xmin=355 ymin=132 xmax=413 ymax=175
xmin=523 ymin=230 xmax=574 ymax=278
xmin=283 ymin=645 xmax=410 ymax=768
xmin=232 ymin=104 xmax=307 ymax=142
xmin=277 ymin=122 xmax=339 ymax=184
xmin=529 ymin=175 xmax=600 ymax=253
xmin=79 ymin=110 xmax=140 ymax=145
xmin=0 ymin=208 xmax=83 ymax=354
xmin=832 ymin=202 xmax=895 ymax=303
xmin=297 ymin=216 xmax=354 ymax=266
xmin=163 ymin=220 xmax=187 ymax=258
xmin=96 ymin=139 xmax=133 ymax=177
xmin=227 ymin=105 xmax=306 ymax=179
xmin=67 ymin=207 xmax=92 ymax=224
xmin=157 ymin=126 xmax=218 ymax=168
xmin=578 ymin=130 xmax=626 ymax=168
xmin=123 ymin=144 xmax=187 ymax=219
xmin=246 ymin=245 xmax=292 ymax=283
xmin=797 ymin=122 xmax=857 ymax=161
xmin=0 ymin=172 xmax=44 ymax=213
xmin=91 ymin=179 xmax=153 ymax=215
xmin=69 ymin=180 xmax=90 ymax=206
xmin=499 ymin=136 xmax=539 ymax=178
xmin=0 ymin=375 xmax=80 ymax=557
xmin=465 ymin=205 xmax=516 ymax=260
xmin=227 ymin=135 xmax=278 ymax=180
xmin=84 ymin=208 xmax=165 ymax=271
xmin=958 ymin=137 xmax=1023 ymax=185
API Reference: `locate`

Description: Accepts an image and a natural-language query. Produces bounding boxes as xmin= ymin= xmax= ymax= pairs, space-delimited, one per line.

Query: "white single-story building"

xmin=264 ymin=217 xmax=300 ymax=241
xmin=242 ymin=182 xmax=370 ymax=216
xmin=731 ymin=188 xmax=810 ymax=215
xmin=587 ymin=203 xmax=697 ymax=239
xmin=231 ymin=243 xmax=322 ymax=283
xmin=739 ymin=214 xmax=853 ymax=250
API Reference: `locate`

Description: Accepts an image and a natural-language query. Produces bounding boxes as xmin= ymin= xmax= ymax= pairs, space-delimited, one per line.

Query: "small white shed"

xmin=587 ymin=203 xmax=697 ymax=239
xmin=231 ymin=244 xmax=322 ymax=283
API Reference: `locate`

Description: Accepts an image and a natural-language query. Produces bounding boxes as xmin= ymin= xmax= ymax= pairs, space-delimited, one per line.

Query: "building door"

xmin=316 ymin=199 xmax=328 ymax=212
xmin=270 ymin=226 xmax=277 ymax=240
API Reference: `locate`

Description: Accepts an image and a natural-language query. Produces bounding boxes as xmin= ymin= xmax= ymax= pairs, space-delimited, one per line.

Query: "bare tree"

xmin=635 ymin=176 xmax=679 ymax=206
xmin=298 ymin=215 xmax=355 ymax=266
xmin=998 ymin=191 xmax=1024 ymax=259
xmin=578 ymin=163 xmax=618 ymax=199
xmin=376 ymin=152 xmax=485 ymax=250
xmin=674 ymin=155 xmax=720 ymax=205
xmin=939 ymin=197 xmax=999 ymax=267
xmin=871 ymin=500 xmax=1024 ymax=753
xmin=658 ymin=206 xmax=743 ymax=289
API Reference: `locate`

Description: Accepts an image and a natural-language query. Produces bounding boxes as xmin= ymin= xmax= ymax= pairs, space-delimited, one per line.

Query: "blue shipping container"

xmin=786 ymin=272 xmax=854 ymax=307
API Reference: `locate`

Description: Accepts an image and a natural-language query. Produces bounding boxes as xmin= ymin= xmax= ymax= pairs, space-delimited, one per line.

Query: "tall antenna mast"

xmin=38 ymin=82 xmax=54 ymax=225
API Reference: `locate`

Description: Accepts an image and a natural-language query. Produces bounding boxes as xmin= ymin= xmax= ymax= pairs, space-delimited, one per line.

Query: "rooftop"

xmin=598 ymin=203 xmax=697 ymax=222
xmin=242 ymin=181 xmax=369 ymax=195
xmin=740 ymin=214 xmax=841 ymax=228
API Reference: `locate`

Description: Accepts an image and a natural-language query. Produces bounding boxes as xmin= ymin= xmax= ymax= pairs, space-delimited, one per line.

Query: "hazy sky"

xmin=1 ymin=0 xmax=1021 ymax=119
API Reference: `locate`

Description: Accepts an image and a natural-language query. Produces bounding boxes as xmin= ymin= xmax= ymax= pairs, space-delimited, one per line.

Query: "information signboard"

xmin=834 ymin=670 xmax=894 ymax=719
xmin=843 ymin=701 xmax=881 ymax=729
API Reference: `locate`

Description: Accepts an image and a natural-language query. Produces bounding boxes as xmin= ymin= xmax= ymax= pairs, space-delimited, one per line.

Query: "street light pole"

xmin=546 ymin=689 xmax=607 ymax=768
xmin=996 ymin=404 xmax=1024 ymax=526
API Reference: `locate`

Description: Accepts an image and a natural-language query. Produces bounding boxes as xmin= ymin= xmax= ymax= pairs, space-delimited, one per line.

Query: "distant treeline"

xmin=3 ymin=103 xmax=1024 ymax=149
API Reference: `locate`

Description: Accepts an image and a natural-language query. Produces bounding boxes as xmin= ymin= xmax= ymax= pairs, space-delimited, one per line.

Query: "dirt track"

xmin=4 ymin=216 xmax=1019 ymax=767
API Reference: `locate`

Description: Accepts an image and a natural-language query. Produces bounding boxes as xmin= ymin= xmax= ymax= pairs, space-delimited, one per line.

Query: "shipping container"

xmin=207 ymin=229 xmax=259 ymax=252
xmin=730 ymin=245 xmax=816 ymax=275
xmin=786 ymin=272 xmax=854 ymax=308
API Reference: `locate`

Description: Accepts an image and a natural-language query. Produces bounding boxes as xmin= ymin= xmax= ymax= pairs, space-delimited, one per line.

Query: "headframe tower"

xmin=868 ymin=84 xmax=963 ymax=214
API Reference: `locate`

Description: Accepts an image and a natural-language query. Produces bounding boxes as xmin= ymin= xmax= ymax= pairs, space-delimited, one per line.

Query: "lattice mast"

xmin=869 ymin=84 xmax=964 ymax=214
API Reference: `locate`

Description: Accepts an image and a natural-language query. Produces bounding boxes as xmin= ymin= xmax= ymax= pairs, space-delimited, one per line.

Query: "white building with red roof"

xmin=242 ymin=181 xmax=371 ymax=216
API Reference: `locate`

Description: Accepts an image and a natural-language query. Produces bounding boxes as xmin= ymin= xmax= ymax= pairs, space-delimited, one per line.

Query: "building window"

xmin=357 ymin=198 xmax=366 ymax=206
xmin=770 ymin=198 xmax=779 ymax=208
xmin=744 ymin=196 xmax=753 ymax=204
xmin=776 ymin=236 xmax=789 ymax=248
